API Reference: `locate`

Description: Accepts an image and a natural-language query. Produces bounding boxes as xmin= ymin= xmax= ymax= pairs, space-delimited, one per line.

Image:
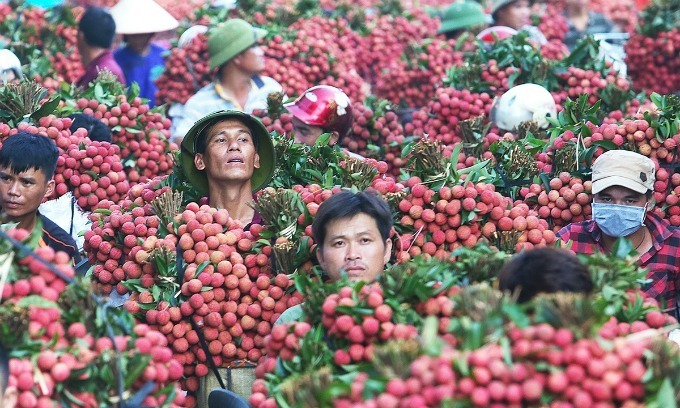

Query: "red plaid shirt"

xmin=557 ymin=212 xmax=680 ymax=314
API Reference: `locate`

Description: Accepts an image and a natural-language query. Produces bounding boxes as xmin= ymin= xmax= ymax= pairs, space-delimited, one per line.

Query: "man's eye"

xmin=361 ymin=238 xmax=372 ymax=244
xmin=332 ymin=241 xmax=344 ymax=247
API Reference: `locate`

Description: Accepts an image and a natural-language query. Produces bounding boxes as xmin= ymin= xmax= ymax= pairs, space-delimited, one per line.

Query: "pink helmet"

xmin=476 ymin=26 xmax=517 ymax=44
xmin=284 ymin=85 xmax=354 ymax=136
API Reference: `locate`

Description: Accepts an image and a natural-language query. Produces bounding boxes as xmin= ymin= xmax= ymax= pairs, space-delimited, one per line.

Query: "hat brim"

xmin=209 ymin=27 xmax=267 ymax=70
xmin=111 ymin=0 xmax=179 ymax=34
xmin=180 ymin=110 xmax=275 ymax=196
xmin=437 ymin=15 xmax=489 ymax=34
xmin=592 ymin=175 xmax=649 ymax=195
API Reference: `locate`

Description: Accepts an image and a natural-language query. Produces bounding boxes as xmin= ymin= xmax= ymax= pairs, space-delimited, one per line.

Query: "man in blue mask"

xmin=557 ymin=150 xmax=680 ymax=318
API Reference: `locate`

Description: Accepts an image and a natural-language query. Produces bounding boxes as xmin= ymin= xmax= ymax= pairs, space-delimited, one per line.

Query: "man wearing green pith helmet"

xmin=437 ymin=1 xmax=490 ymax=40
xmin=171 ymin=19 xmax=282 ymax=144
xmin=180 ymin=110 xmax=275 ymax=229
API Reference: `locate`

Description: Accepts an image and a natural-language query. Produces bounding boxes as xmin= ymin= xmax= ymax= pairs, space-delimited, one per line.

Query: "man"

xmin=284 ymin=85 xmax=354 ymax=147
xmin=76 ymin=7 xmax=126 ymax=88
xmin=67 ymin=113 xmax=112 ymax=143
xmin=111 ymin=0 xmax=179 ymax=107
xmin=558 ymin=150 xmax=680 ymax=315
xmin=171 ymin=19 xmax=282 ymax=144
xmin=499 ymin=247 xmax=593 ymax=303
xmin=180 ymin=110 xmax=275 ymax=228
xmin=0 ymin=133 xmax=80 ymax=262
xmin=313 ymin=190 xmax=393 ymax=283
xmin=277 ymin=190 xmax=394 ymax=324
xmin=437 ymin=1 xmax=489 ymax=40
xmin=491 ymin=0 xmax=531 ymax=31
xmin=490 ymin=0 xmax=546 ymax=44
xmin=0 ymin=49 xmax=23 ymax=84
xmin=563 ymin=0 xmax=616 ymax=51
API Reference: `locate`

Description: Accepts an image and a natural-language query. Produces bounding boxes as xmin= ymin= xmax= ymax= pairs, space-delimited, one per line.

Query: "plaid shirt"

xmin=557 ymin=212 xmax=680 ymax=313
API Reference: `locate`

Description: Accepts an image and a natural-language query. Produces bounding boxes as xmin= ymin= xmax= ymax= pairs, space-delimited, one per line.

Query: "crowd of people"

xmin=0 ymin=0 xmax=676 ymax=310
xmin=0 ymin=0 xmax=678 ymax=405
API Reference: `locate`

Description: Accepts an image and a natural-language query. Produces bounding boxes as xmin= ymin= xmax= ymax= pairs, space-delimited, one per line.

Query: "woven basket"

xmin=198 ymin=361 xmax=256 ymax=407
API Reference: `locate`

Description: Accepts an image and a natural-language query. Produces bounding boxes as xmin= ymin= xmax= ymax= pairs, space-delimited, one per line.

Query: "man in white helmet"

xmin=490 ymin=83 xmax=557 ymax=131
xmin=0 ymin=49 xmax=23 ymax=84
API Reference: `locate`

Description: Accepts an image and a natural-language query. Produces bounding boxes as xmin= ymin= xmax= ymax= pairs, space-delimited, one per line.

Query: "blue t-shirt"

xmin=114 ymin=44 xmax=166 ymax=108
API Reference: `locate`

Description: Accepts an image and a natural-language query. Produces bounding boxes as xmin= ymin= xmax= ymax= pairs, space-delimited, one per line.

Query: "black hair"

xmin=312 ymin=190 xmax=393 ymax=249
xmin=78 ymin=7 xmax=116 ymax=49
xmin=498 ymin=247 xmax=593 ymax=303
xmin=0 ymin=344 xmax=8 ymax=394
xmin=68 ymin=113 xmax=112 ymax=143
xmin=0 ymin=132 xmax=59 ymax=179
xmin=195 ymin=118 xmax=260 ymax=154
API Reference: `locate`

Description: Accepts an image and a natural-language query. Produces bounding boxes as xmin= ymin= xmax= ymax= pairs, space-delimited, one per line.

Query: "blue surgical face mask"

xmin=592 ymin=202 xmax=647 ymax=237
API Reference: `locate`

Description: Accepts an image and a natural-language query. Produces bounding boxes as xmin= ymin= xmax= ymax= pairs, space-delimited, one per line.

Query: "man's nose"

xmin=7 ymin=181 xmax=20 ymax=196
xmin=345 ymin=243 xmax=360 ymax=260
xmin=228 ymin=139 xmax=241 ymax=151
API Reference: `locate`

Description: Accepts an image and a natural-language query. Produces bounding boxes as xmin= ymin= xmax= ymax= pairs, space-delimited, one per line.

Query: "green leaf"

xmin=652 ymin=378 xmax=677 ymax=408
xmin=16 ymin=295 xmax=59 ymax=309
xmin=29 ymin=95 xmax=61 ymax=122
xmin=93 ymin=82 xmax=105 ymax=101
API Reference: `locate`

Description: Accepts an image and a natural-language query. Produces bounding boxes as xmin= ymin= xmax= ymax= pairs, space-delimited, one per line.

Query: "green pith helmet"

xmin=180 ymin=110 xmax=275 ymax=196
xmin=438 ymin=1 xmax=489 ymax=34
xmin=208 ymin=19 xmax=267 ymax=70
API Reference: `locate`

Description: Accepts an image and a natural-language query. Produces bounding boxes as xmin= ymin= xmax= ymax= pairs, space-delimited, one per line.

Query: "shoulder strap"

xmin=252 ymin=75 xmax=265 ymax=89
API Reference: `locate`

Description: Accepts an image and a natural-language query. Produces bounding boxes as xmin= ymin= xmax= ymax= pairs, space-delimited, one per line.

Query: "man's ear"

xmin=316 ymin=246 xmax=326 ymax=269
xmin=329 ymin=131 xmax=340 ymax=146
xmin=383 ymin=239 xmax=393 ymax=265
xmin=253 ymin=152 xmax=260 ymax=169
xmin=194 ymin=153 xmax=206 ymax=171
xmin=44 ymin=179 xmax=55 ymax=200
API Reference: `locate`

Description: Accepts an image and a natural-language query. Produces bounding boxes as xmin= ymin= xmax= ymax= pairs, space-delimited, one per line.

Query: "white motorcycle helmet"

xmin=490 ymin=83 xmax=557 ymax=131
xmin=0 ymin=49 xmax=23 ymax=83
xmin=178 ymin=25 xmax=209 ymax=49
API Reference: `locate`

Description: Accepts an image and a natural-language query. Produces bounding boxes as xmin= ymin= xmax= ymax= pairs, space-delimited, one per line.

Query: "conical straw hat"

xmin=110 ymin=0 xmax=179 ymax=35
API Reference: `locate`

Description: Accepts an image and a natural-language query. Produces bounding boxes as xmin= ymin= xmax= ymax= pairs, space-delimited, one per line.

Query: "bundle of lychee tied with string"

xmin=251 ymin=187 xmax=316 ymax=277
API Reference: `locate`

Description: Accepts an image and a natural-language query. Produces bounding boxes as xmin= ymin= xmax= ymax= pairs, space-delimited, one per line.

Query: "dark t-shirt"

xmin=76 ymin=50 xmax=126 ymax=88
xmin=40 ymin=213 xmax=81 ymax=264
xmin=114 ymin=44 xmax=166 ymax=108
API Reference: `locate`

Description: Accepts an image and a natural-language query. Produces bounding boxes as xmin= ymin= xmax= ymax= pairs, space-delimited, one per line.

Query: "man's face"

xmin=0 ymin=383 xmax=18 ymax=408
xmin=235 ymin=45 xmax=265 ymax=74
xmin=1 ymin=70 xmax=18 ymax=85
xmin=124 ymin=33 xmax=154 ymax=55
xmin=291 ymin=116 xmax=339 ymax=146
xmin=0 ymin=166 xmax=54 ymax=225
xmin=317 ymin=213 xmax=392 ymax=283
xmin=593 ymin=185 xmax=648 ymax=208
xmin=194 ymin=119 xmax=260 ymax=185
xmin=496 ymin=0 xmax=531 ymax=30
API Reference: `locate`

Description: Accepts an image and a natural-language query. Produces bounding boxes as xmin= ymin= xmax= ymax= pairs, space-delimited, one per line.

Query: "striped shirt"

xmin=170 ymin=75 xmax=282 ymax=140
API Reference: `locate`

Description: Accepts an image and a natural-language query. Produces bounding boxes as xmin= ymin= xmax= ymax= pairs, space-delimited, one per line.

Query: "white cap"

xmin=591 ymin=150 xmax=656 ymax=195
xmin=178 ymin=25 xmax=208 ymax=48
xmin=110 ymin=0 xmax=179 ymax=35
